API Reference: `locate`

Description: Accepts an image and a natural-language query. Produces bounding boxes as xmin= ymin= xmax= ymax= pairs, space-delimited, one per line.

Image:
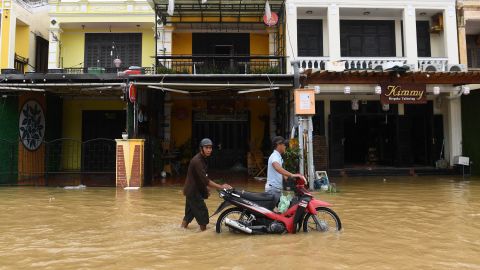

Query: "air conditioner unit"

xmin=421 ymin=64 xmax=443 ymax=72
xmin=430 ymin=13 xmax=444 ymax=33
xmin=447 ymin=64 xmax=467 ymax=72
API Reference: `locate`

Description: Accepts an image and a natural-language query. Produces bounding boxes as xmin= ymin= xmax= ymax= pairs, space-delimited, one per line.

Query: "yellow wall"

xmin=1 ymin=10 xmax=12 ymax=68
xmin=172 ymin=33 xmax=192 ymax=55
xmin=61 ymin=99 xmax=125 ymax=169
xmin=247 ymin=92 xmax=270 ymax=150
xmin=61 ymin=28 xmax=155 ymax=68
xmin=250 ymin=33 xmax=269 ymax=55
xmin=15 ymin=25 xmax=30 ymax=59
xmin=170 ymin=96 xmax=193 ymax=147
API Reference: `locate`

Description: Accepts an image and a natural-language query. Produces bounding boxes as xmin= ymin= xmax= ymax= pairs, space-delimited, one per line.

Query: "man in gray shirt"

xmin=265 ymin=136 xmax=306 ymax=205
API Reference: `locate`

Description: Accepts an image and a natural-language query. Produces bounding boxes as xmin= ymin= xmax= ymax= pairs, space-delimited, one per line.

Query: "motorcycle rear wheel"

xmin=303 ymin=207 xmax=342 ymax=232
xmin=215 ymin=207 xmax=247 ymax=234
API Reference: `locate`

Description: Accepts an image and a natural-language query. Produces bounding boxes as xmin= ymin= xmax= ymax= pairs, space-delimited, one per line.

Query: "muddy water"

xmin=0 ymin=176 xmax=479 ymax=270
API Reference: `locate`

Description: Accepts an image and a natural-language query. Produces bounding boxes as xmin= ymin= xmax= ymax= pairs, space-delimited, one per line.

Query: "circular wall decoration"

xmin=19 ymin=100 xmax=45 ymax=151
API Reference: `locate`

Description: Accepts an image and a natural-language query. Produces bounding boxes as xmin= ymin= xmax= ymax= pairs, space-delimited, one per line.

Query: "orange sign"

xmin=294 ymin=89 xmax=316 ymax=115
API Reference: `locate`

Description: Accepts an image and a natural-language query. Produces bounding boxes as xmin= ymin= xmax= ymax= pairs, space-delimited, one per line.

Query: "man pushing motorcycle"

xmin=181 ymin=138 xmax=233 ymax=231
xmin=265 ymin=136 xmax=306 ymax=206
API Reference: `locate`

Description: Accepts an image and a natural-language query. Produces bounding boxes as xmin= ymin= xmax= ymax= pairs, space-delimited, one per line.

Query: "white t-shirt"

xmin=266 ymin=150 xmax=283 ymax=190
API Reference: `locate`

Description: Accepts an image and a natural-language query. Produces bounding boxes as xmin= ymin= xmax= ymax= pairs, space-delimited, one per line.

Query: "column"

xmin=444 ymin=6 xmax=459 ymax=64
xmin=163 ymin=94 xmax=173 ymax=141
xmin=327 ymin=4 xmax=341 ymax=61
xmin=48 ymin=22 xmax=62 ymax=69
xmin=402 ymin=5 xmax=418 ymax=66
xmin=268 ymin=99 xmax=276 ymax=139
xmin=0 ymin=7 xmax=17 ymax=69
xmin=156 ymin=24 xmax=173 ymax=69
xmin=446 ymin=95 xmax=462 ymax=166
xmin=458 ymin=16 xmax=468 ymax=65
xmin=285 ymin=2 xmax=297 ymax=73
xmin=267 ymin=28 xmax=276 ymax=56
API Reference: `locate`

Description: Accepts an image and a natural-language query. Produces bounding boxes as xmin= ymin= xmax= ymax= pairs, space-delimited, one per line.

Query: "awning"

xmin=150 ymin=0 xmax=285 ymax=24
xmin=304 ymin=69 xmax=480 ymax=85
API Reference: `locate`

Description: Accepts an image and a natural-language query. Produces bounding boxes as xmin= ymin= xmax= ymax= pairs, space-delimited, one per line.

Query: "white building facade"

xmin=285 ymin=0 xmax=468 ymax=171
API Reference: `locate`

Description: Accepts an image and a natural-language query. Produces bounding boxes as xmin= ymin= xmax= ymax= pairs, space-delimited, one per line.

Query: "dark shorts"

xmin=183 ymin=193 xmax=209 ymax=226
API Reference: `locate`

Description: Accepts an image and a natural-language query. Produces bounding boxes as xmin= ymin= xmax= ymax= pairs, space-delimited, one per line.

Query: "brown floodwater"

xmin=0 ymin=176 xmax=479 ymax=270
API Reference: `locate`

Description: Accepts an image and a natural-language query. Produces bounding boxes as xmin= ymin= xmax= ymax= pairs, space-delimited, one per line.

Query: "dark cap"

xmin=199 ymin=138 xmax=213 ymax=147
xmin=272 ymin=136 xmax=288 ymax=149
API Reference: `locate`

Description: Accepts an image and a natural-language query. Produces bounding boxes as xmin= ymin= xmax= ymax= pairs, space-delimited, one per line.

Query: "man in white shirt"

xmin=265 ymin=136 xmax=306 ymax=205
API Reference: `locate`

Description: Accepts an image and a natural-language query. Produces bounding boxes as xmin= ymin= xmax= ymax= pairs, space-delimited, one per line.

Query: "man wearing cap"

xmin=265 ymin=136 xmax=306 ymax=205
xmin=181 ymin=138 xmax=233 ymax=231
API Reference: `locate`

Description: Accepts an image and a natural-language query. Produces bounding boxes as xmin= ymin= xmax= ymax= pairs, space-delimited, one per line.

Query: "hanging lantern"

xmin=113 ymin=58 xmax=122 ymax=68
xmin=351 ymin=99 xmax=359 ymax=111
xmin=382 ymin=103 xmax=390 ymax=111
xmin=129 ymin=83 xmax=137 ymax=103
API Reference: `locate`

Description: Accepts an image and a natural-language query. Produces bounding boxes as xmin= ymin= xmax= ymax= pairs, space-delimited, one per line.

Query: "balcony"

xmin=155 ymin=55 xmax=286 ymax=74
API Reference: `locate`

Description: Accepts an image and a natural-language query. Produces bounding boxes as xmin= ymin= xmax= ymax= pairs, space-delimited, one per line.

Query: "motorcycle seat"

xmin=239 ymin=190 xmax=274 ymax=201
xmin=239 ymin=191 xmax=276 ymax=210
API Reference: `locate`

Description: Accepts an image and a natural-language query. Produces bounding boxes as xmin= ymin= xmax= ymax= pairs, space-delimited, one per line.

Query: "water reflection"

xmin=0 ymin=176 xmax=479 ymax=269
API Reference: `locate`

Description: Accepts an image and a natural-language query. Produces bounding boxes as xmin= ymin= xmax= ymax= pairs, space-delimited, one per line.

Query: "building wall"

xmin=61 ymin=99 xmax=125 ymax=170
xmin=250 ymin=33 xmax=269 ymax=55
xmin=0 ymin=96 xmax=19 ymax=185
xmin=172 ymin=32 xmax=192 ymax=55
xmin=461 ymin=90 xmax=480 ymax=175
xmin=15 ymin=25 xmax=30 ymax=58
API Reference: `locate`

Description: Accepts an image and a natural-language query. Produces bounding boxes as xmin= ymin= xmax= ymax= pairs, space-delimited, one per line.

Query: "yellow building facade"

xmin=1 ymin=0 xmax=49 ymax=73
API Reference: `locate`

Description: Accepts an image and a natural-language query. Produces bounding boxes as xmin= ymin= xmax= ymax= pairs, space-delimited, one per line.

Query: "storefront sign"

xmin=381 ymin=83 xmax=427 ymax=104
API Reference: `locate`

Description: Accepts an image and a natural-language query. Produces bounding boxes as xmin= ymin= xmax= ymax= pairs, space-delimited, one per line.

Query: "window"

xmin=416 ymin=21 xmax=431 ymax=57
xmin=467 ymin=35 xmax=480 ymax=69
xmin=340 ymin=20 xmax=396 ymax=57
xmin=84 ymin=33 xmax=142 ymax=68
xmin=297 ymin=20 xmax=323 ymax=57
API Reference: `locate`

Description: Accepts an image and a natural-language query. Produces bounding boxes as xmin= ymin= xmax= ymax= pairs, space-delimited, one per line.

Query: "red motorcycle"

xmin=213 ymin=177 xmax=342 ymax=234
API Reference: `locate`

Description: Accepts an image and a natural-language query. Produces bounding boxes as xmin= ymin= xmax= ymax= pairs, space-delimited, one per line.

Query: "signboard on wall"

xmin=19 ymin=100 xmax=45 ymax=151
xmin=381 ymin=83 xmax=427 ymax=104
xmin=294 ymin=89 xmax=316 ymax=115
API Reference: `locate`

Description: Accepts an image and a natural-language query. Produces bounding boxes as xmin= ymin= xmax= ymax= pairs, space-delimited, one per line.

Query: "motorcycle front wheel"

xmin=303 ymin=207 xmax=342 ymax=232
xmin=215 ymin=207 xmax=247 ymax=234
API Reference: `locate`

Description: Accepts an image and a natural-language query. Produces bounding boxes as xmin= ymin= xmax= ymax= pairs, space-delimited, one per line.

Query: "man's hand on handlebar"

xmin=291 ymin=174 xmax=307 ymax=184
xmin=221 ymin=183 xmax=233 ymax=190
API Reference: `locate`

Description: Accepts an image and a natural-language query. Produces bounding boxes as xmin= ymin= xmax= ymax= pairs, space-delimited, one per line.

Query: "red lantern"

xmin=263 ymin=12 xmax=278 ymax=26
xmin=129 ymin=83 xmax=137 ymax=103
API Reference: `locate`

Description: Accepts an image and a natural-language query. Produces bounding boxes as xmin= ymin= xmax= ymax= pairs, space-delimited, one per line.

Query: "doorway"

xmin=192 ymin=112 xmax=249 ymax=171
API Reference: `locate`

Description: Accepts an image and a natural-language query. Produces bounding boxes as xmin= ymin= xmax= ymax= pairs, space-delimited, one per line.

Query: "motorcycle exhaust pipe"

xmin=225 ymin=218 xmax=252 ymax=234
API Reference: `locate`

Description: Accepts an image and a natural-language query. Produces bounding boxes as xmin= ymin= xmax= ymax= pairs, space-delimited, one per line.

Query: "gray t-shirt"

xmin=266 ymin=150 xmax=283 ymax=190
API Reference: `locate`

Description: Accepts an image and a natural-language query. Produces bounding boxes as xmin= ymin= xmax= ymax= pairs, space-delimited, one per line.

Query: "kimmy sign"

xmin=381 ymin=83 xmax=427 ymax=104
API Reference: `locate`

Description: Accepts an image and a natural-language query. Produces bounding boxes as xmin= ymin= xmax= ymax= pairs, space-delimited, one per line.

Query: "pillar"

xmin=116 ymin=139 xmax=145 ymax=188
xmin=403 ymin=4 xmax=418 ymax=66
xmin=285 ymin=2 xmax=297 ymax=74
xmin=156 ymin=24 xmax=173 ymax=69
xmin=444 ymin=5 xmax=459 ymax=64
xmin=0 ymin=5 xmax=17 ymax=69
xmin=48 ymin=22 xmax=62 ymax=69
xmin=327 ymin=4 xmax=341 ymax=61
xmin=446 ymin=95 xmax=462 ymax=166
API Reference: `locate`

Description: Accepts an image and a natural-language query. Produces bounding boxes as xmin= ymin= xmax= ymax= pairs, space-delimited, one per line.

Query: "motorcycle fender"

xmin=307 ymin=199 xmax=332 ymax=215
xmin=210 ymin=200 xmax=232 ymax=218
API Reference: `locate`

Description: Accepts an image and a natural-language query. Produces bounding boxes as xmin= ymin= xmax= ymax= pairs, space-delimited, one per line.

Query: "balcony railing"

xmin=418 ymin=57 xmax=449 ymax=72
xmin=46 ymin=67 xmax=156 ymax=75
xmin=155 ymin=55 xmax=286 ymax=74
xmin=298 ymin=56 xmax=457 ymax=72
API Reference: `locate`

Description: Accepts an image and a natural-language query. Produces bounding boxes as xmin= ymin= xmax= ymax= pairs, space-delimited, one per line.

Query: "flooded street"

xmin=1 ymin=176 xmax=480 ymax=269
